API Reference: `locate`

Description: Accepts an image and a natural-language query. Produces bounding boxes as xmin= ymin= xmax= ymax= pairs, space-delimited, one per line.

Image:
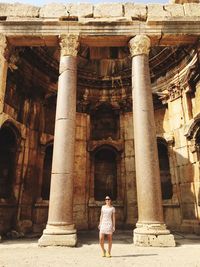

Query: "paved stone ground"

xmin=0 ymin=230 xmax=200 ymax=267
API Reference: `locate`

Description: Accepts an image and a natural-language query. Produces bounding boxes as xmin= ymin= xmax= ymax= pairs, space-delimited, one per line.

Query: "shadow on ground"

xmin=0 ymin=230 xmax=200 ymax=248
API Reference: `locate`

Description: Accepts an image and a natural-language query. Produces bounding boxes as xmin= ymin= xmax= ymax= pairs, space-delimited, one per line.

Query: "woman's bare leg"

xmin=107 ymin=234 xmax=112 ymax=254
xmin=99 ymin=233 xmax=105 ymax=254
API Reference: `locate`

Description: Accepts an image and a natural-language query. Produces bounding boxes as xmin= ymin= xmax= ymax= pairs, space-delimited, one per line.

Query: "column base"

xmin=38 ymin=224 xmax=77 ymax=247
xmin=133 ymin=223 xmax=176 ymax=247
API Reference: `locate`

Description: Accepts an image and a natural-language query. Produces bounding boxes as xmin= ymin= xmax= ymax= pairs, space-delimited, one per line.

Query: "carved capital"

xmin=0 ymin=34 xmax=7 ymax=59
xmin=129 ymin=35 xmax=151 ymax=57
xmin=59 ymin=34 xmax=79 ymax=57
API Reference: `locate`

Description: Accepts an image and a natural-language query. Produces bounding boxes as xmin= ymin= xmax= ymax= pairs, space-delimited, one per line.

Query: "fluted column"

xmin=39 ymin=35 xmax=79 ymax=247
xmin=129 ymin=35 xmax=175 ymax=247
xmin=0 ymin=34 xmax=8 ymax=114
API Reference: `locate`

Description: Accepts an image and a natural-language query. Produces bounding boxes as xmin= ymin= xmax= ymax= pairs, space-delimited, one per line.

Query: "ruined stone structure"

xmin=0 ymin=1 xmax=200 ymax=246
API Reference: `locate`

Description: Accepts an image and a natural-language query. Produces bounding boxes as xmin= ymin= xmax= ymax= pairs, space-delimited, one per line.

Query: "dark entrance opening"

xmin=157 ymin=141 xmax=173 ymax=200
xmin=41 ymin=145 xmax=53 ymax=200
xmin=94 ymin=147 xmax=117 ymax=201
xmin=0 ymin=126 xmax=17 ymax=199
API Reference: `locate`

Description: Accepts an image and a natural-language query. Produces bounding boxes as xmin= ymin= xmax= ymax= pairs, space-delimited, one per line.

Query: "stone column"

xmin=38 ymin=35 xmax=79 ymax=246
xmin=0 ymin=34 xmax=8 ymax=114
xmin=0 ymin=34 xmax=7 ymax=242
xmin=129 ymin=35 xmax=175 ymax=247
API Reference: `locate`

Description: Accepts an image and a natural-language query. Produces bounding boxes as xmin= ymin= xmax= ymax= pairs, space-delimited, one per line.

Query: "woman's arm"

xmin=98 ymin=209 xmax=103 ymax=229
xmin=112 ymin=210 xmax=115 ymax=232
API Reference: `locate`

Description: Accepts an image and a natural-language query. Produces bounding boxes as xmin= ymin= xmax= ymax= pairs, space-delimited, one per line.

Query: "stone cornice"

xmin=59 ymin=34 xmax=79 ymax=57
xmin=129 ymin=35 xmax=151 ymax=57
xmin=0 ymin=19 xmax=200 ymax=47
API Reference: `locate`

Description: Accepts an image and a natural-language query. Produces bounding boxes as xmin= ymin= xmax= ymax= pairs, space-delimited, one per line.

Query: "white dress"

xmin=100 ymin=205 xmax=115 ymax=235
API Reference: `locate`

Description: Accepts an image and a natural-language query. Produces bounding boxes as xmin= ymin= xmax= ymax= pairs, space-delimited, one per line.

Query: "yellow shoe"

xmin=106 ymin=252 xmax=111 ymax=258
xmin=102 ymin=249 xmax=106 ymax=257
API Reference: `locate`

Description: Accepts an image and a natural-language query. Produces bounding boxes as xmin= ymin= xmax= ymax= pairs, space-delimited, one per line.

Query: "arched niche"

xmin=0 ymin=123 xmax=19 ymax=199
xmin=157 ymin=138 xmax=173 ymax=200
xmin=41 ymin=144 xmax=53 ymax=200
xmin=185 ymin=114 xmax=200 ymax=160
xmin=94 ymin=146 xmax=118 ymax=201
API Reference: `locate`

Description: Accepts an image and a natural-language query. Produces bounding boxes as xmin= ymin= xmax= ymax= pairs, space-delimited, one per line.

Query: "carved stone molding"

xmin=87 ymin=139 xmax=124 ymax=153
xmin=59 ymin=34 xmax=79 ymax=57
xmin=8 ymin=51 xmax=20 ymax=72
xmin=128 ymin=35 xmax=151 ymax=57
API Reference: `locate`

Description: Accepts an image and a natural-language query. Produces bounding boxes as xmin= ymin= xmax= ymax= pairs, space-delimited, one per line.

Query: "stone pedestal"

xmin=38 ymin=35 xmax=79 ymax=247
xmin=129 ymin=35 xmax=175 ymax=247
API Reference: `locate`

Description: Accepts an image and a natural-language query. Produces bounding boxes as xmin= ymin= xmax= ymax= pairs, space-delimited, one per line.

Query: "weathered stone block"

xmin=164 ymin=4 xmax=184 ymax=16
xmin=175 ymin=146 xmax=189 ymax=166
xmin=123 ymin=112 xmax=134 ymax=140
xmin=124 ymin=3 xmax=147 ymax=20
xmin=94 ymin=4 xmax=123 ymax=18
xmin=163 ymin=207 xmax=182 ymax=228
xmin=134 ymin=232 xmax=175 ymax=247
xmin=76 ymin=112 xmax=87 ymax=127
xmin=173 ymin=128 xmax=188 ymax=148
xmin=40 ymin=3 xmax=66 ymax=18
xmin=0 ymin=3 xmax=39 ymax=17
xmin=74 ymin=140 xmax=86 ymax=156
xmin=148 ymin=4 xmax=168 ymax=17
xmin=180 ymin=182 xmax=196 ymax=203
xmin=78 ymin=3 xmax=93 ymax=18
xmin=125 ymin=140 xmax=134 ymax=157
xmin=184 ymin=3 xmax=200 ymax=16
xmin=75 ymin=125 xmax=86 ymax=140
xmin=125 ymin=156 xmax=135 ymax=173
xmin=177 ymin=164 xmax=194 ymax=183
xmin=182 ymin=203 xmax=197 ymax=219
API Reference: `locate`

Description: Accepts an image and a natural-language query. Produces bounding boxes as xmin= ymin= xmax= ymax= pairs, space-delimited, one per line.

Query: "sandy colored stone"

xmin=177 ymin=164 xmax=195 ymax=183
xmin=40 ymin=3 xmax=66 ymax=18
xmin=170 ymin=0 xmax=199 ymax=3
xmin=173 ymin=128 xmax=188 ymax=148
xmin=180 ymin=182 xmax=196 ymax=202
xmin=184 ymin=3 xmax=200 ymax=16
xmin=94 ymin=3 xmax=123 ymax=18
xmin=125 ymin=156 xmax=135 ymax=173
xmin=64 ymin=4 xmax=93 ymax=18
xmin=75 ymin=125 xmax=87 ymax=140
xmin=148 ymin=4 xmax=169 ymax=17
xmin=175 ymin=146 xmax=189 ymax=166
xmin=0 ymin=3 xmax=39 ymax=17
xmin=124 ymin=140 xmax=134 ymax=157
xmin=164 ymin=4 xmax=185 ymax=16
xmin=134 ymin=232 xmax=176 ymax=247
xmin=124 ymin=3 xmax=147 ymax=20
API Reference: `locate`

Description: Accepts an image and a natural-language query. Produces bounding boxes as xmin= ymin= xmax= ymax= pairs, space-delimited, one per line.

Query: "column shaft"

xmin=132 ymin=54 xmax=163 ymax=223
xmin=129 ymin=35 xmax=175 ymax=247
xmin=0 ymin=34 xmax=8 ymax=114
xmin=39 ymin=35 xmax=78 ymax=247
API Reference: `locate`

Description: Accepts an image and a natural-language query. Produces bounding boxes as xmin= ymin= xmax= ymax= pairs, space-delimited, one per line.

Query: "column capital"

xmin=128 ymin=35 xmax=151 ymax=57
xmin=0 ymin=34 xmax=7 ymax=59
xmin=59 ymin=34 xmax=79 ymax=57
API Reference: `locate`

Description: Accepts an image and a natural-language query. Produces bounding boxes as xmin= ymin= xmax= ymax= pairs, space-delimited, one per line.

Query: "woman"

xmin=98 ymin=196 xmax=115 ymax=258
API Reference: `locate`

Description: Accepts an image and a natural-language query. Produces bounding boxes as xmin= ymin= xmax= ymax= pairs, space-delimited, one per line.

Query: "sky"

xmin=0 ymin=0 xmax=167 ymax=6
